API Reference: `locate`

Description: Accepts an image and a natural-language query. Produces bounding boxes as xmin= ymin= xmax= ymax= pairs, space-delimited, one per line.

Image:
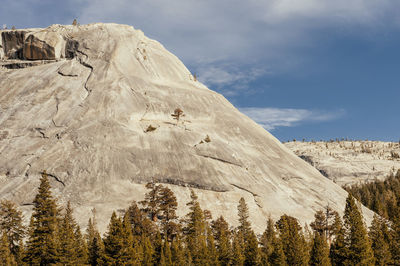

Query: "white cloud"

xmin=239 ymin=107 xmax=345 ymax=130
xmin=196 ymin=64 xmax=267 ymax=95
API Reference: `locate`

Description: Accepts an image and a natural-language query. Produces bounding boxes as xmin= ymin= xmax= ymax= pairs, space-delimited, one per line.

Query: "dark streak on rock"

xmin=40 ymin=171 xmax=66 ymax=187
xmin=195 ymin=154 xmax=242 ymax=168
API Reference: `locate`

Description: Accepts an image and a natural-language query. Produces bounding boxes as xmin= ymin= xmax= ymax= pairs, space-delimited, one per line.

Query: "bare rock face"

xmin=285 ymin=140 xmax=400 ymax=186
xmin=0 ymin=23 xmax=375 ymax=232
xmin=1 ymin=30 xmax=26 ymax=59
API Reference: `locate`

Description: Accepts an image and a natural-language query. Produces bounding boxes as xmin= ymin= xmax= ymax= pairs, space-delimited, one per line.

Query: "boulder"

xmin=23 ymin=31 xmax=65 ymax=60
xmin=1 ymin=30 xmax=26 ymax=59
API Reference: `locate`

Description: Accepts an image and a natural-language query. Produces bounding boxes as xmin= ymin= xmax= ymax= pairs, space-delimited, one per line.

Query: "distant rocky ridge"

xmin=0 ymin=23 xmax=375 ymax=232
xmin=285 ymin=140 xmax=400 ymax=186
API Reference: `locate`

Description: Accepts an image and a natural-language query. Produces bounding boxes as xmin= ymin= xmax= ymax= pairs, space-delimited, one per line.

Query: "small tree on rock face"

xmin=171 ymin=108 xmax=185 ymax=125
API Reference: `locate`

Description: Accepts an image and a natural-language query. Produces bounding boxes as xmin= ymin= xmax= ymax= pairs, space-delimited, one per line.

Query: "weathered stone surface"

xmin=285 ymin=140 xmax=400 ymax=186
xmin=1 ymin=30 xmax=26 ymax=59
xmin=0 ymin=23 xmax=375 ymax=233
xmin=0 ymin=35 xmax=4 ymax=60
xmin=23 ymin=31 xmax=66 ymax=60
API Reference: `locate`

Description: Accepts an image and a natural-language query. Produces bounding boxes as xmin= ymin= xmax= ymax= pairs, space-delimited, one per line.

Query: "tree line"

xmin=1 ymin=171 xmax=399 ymax=265
xmin=344 ymin=169 xmax=400 ymax=222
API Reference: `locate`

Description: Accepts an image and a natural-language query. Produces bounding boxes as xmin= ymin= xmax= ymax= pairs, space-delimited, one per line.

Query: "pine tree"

xmin=86 ymin=218 xmax=105 ymax=265
xmin=74 ymin=225 xmax=89 ymax=264
xmin=140 ymin=182 xmax=163 ymax=221
xmin=391 ymin=217 xmax=400 ymax=264
xmin=244 ymin=230 xmax=260 ymax=266
xmin=142 ymin=235 xmax=155 ymax=265
xmin=171 ymin=236 xmax=185 ymax=265
xmin=59 ymin=202 xmax=79 ymax=265
xmin=24 ymin=171 xmax=60 ymax=265
xmin=124 ymin=200 xmax=156 ymax=240
xmin=206 ymin=225 xmax=219 ymax=265
xmin=369 ymin=214 xmax=392 ymax=265
xmin=0 ymin=232 xmax=15 ymax=266
xmin=212 ymin=216 xmax=232 ymax=265
xmin=103 ymin=211 xmax=137 ymax=264
xmin=120 ymin=214 xmax=138 ymax=264
xmin=343 ymin=194 xmax=375 ymax=265
xmin=309 ymin=233 xmax=331 ymax=266
xmin=232 ymin=230 xmax=245 ymax=266
xmin=237 ymin=197 xmax=251 ymax=237
xmin=260 ymin=218 xmax=286 ymax=265
xmin=163 ymin=238 xmax=173 ymax=265
xmin=184 ymin=190 xmax=208 ymax=264
xmin=276 ymin=214 xmax=308 ymax=265
xmin=158 ymin=186 xmax=179 ymax=240
xmin=329 ymin=213 xmax=348 ymax=266
xmin=0 ymin=200 xmax=25 ymax=264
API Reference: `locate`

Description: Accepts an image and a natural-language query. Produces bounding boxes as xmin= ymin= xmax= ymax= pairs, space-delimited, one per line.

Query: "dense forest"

xmin=345 ymin=169 xmax=400 ymax=222
xmin=0 ymin=172 xmax=399 ymax=265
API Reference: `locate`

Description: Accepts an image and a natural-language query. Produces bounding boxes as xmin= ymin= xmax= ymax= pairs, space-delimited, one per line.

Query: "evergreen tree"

xmin=140 ymin=182 xmax=163 ymax=221
xmin=206 ymin=225 xmax=219 ymax=265
xmin=59 ymin=202 xmax=79 ymax=265
xmin=0 ymin=200 xmax=25 ymax=263
xmin=74 ymin=225 xmax=89 ymax=264
xmin=24 ymin=171 xmax=60 ymax=265
xmin=0 ymin=232 xmax=15 ymax=266
xmin=260 ymin=218 xmax=286 ymax=265
xmin=212 ymin=216 xmax=232 ymax=265
xmin=163 ymin=237 xmax=173 ymax=265
xmin=171 ymin=236 xmax=185 ymax=265
xmin=369 ymin=214 xmax=392 ymax=265
xmin=237 ymin=197 xmax=251 ymax=237
xmin=343 ymin=194 xmax=375 ymax=265
xmin=103 ymin=211 xmax=136 ymax=264
xmin=142 ymin=235 xmax=155 ymax=265
xmin=232 ymin=230 xmax=245 ymax=266
xmin=184 ymin=190 xmax=208 ymax=264
xmin=159 ymin=186 xmax=179 ymax=240
xmin=390 ymin=217 xmax=400 ymax=264
xmin=309 ymin=233 xmax=331 ymax=266
xmin=86 ymin=217 xmax=105 ymax=265
xmin=329 ymin=213 xmax=348 ymax=266
xmin=244 ymin=230 xmax=260 ymax=266
xmin=124 ymin=200 xmax=156 ymax=240
xmin=120 ymin=214 xmax=138 ymax=264
xmin=276 ymin=214 xmax=308 ymax=265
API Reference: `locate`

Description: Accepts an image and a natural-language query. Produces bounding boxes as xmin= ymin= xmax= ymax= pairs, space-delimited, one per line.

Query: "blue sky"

xmin=2 ymin=0 xmax=399 ymax=141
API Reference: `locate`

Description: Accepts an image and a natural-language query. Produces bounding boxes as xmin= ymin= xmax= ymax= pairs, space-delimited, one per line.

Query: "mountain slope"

xmin=285 ymin=140 xmax=400 ymax=186
xmin=0 ymin=23 xmax=374 ymax=232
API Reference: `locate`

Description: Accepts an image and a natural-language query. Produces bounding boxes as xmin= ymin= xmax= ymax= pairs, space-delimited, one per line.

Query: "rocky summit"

xmin=0 ymin=23 xmax=374 ymax=232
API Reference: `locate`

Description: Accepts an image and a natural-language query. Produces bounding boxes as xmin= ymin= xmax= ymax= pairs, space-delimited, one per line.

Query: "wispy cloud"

xmin=239 ymin=107 xmax=345 ymax=130
xmin=196 ymin=64 xmax=267 ymax=95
